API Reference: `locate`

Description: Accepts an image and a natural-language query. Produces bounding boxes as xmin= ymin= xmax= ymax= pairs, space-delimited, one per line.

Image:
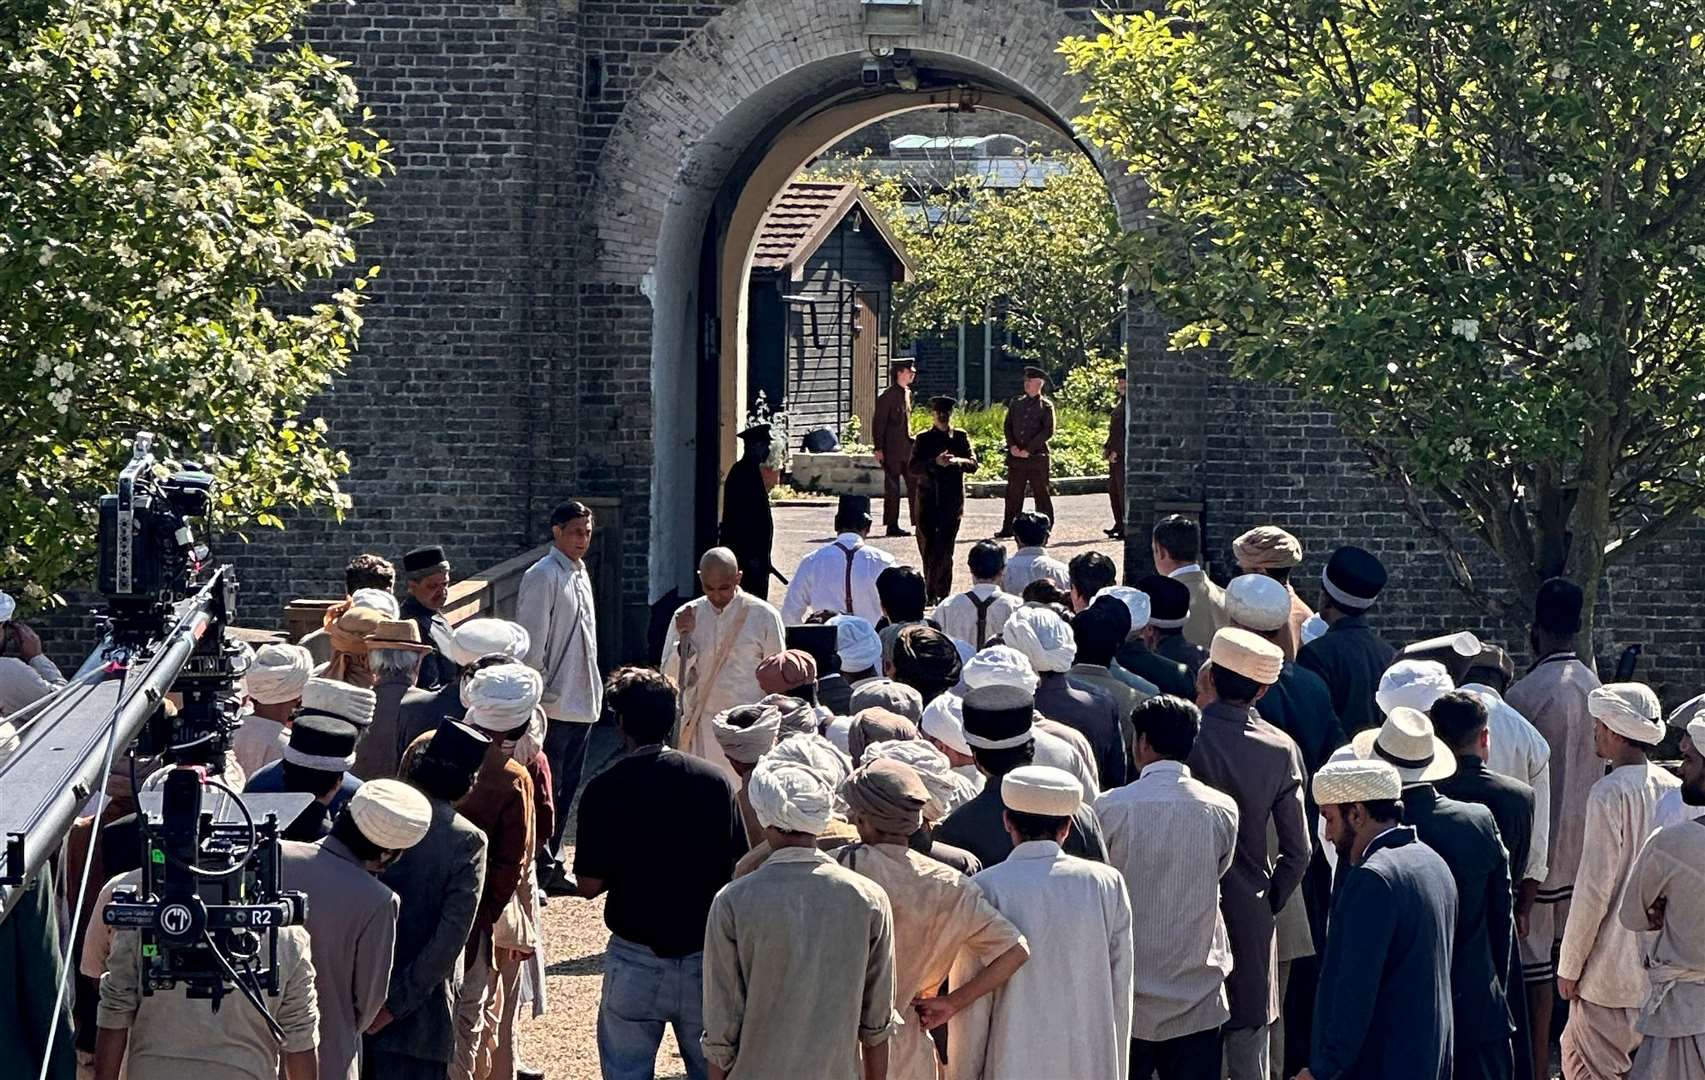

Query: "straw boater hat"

xmin=1312 ymin=758 xmax=1403 ymax=805
xmin=1588 ymin=684 xmax=1665 ymax=746
xmin=1353 ymin=706 xmax=1456 ymax=783
xmin=367 ymin=619 xmax=433 ymax=654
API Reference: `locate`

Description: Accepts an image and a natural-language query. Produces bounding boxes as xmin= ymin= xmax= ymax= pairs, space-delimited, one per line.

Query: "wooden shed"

xmin=746 ymin=181 xmax=913 ymax=442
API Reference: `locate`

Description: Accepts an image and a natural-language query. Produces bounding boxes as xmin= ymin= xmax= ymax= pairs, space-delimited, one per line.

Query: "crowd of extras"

xmin=3 ymin=497 xmax=1704 ymax=1080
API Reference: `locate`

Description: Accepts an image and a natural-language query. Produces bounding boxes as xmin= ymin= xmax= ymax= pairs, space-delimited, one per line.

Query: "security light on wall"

xmin=863 ymin=0 xmax=925 ymax=36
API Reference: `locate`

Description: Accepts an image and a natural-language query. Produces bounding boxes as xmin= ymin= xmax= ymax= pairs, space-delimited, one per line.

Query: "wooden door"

xmin=851 ymin=291 xmax=879 ymax=436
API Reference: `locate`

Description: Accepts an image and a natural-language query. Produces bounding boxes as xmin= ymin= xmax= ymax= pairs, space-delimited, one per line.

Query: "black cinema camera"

xmin=97 ymin=431 xmax=216 ymax=647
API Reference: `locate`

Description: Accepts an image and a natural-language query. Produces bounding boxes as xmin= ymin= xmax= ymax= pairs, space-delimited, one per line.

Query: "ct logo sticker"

xmin=159 ymin=903 xmax=194 ymax=936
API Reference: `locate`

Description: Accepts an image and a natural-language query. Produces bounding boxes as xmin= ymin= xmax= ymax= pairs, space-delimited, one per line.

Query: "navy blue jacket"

xmin=1296 ymin=613 xmax=1395 ymax=735
xmin=1312 ymin=826 xmax=1456 ymax=1080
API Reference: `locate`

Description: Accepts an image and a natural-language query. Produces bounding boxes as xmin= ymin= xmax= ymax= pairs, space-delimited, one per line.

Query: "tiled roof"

xmin=751 ymin=181 xmax=911 ymax=275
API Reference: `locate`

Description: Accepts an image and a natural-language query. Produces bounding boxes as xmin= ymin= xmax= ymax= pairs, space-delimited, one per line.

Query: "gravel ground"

xmin=515 ymin=493 xmax=1121 ymax=1076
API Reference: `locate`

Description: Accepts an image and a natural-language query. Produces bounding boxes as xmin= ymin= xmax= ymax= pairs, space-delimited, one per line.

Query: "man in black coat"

xmin=1305 ymin=759 xmax=1457 ymax=1080
xmin=1131 ymin=573 xmax=1206 ymax=687
xmin=1431 ymin=690 xmax=1536 ymax=1080
xmin=1298 ymin=545 xmax=1397 ymax=735
xmin=1356 ymin=706 xmax=1514 ymax=1079
xmin=720 ymin=421 xmax=778 ymax=600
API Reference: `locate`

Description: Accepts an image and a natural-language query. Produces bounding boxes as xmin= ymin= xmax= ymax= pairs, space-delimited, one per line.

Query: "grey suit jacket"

xmin=368 ymin=796 xmax=486 ymax=1065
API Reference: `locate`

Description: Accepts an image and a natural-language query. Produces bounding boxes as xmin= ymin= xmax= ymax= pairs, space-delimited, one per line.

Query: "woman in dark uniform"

xmin=908 ymin=396 xmax=979 ymax=604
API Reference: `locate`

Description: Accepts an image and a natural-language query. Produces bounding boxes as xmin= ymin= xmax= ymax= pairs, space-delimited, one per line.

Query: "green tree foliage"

xmin=1 ymin=0 xmax=387 ymax=609
xmin=909 ymin=404 xmax=1109 ymax=479
xmin=1064 ymin=2 xmax=1705 ymax=636
xmin=810 ymin=153 xmax=1126 ymax=384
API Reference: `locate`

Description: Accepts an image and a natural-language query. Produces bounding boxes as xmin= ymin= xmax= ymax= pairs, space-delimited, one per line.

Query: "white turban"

xmin=1589 ymin=683 xmax=1664 ymax=746
xmin=247 ymin=643 xmax=313 ymax=705
xmin=764 ymin=731 xmax=853 ymax=791
xmin=711 ymin=704 xmax=783 ymax=765
xmin=747 ymin=756 xmax=835 ymax=834
xmin=444 ymin=618 xmax=531 ymax=668
xmin=300 ymin=676 xmax=377 ymax=729
xmin=349 ymin=588 xmax=400 ymax=619
xmin=462 ymin=663 xmax=545 ymax=733
xmin=1376 ymin=659 xmax=1454 ymax=716
xmin=348 ymin=779 xmax=432 ymax=850
xmin=830 ymin=614 xmax=882 ymax=674
xmin=920 ymin=692 xmax=971 ymax=756
xmin=1002 ymin=606 xmax=1077 ymax=674
xmin=1301 ymin=614 xmax=1328 ymax=646
xmin=962 ymin=645 xmax=1040 ymax=694
xmin=861 ymin=737 xmax=976 ymax=822
xmin=1093 ymin=586 xmax=1151 ymax=631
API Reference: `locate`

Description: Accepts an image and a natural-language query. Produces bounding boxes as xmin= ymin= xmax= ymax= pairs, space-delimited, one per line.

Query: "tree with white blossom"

xmin=1 ymin=0 xmax=387 ymax=607
xmin=1064 ymin=1 xmax=1705 ymax=641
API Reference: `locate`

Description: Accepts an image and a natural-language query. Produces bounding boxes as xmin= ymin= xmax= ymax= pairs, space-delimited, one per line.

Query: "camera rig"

xmin=0 ymin=432 xmax=305 ymax=1025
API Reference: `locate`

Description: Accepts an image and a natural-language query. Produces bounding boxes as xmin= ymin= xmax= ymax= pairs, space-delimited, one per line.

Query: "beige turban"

xmin=1209 ymin=627 xmax=1284 ymax=685
xmin=1589 ymin=683 xmax=1664 ymax=746
xmin=1003 ymin=606 xmax=1077 ymax=674
xmin=711 ymin=704 xmax=783 ymax=765
xmin=848 ymin=680 xmax=924 ymax=724
xmin=349 ymin=588 xmax=400 ymax=619
xmin=843 ymin=759 xmax=930 ymax=835
xmin=462 ymin=663 xmax=545 ymax=733
xmin=756 ymin=650 xmax=818 ymax=695
xmin=862 ymin=737 xmax=975 ymax=822
xmin=1312 ymin=759 xmax=1402 ymax=804
xmin=962 ymin=645 xmax=1041 ymax=694
xmin=300 ymin=676 xmax=377 ymax=729
xmin=1000 ymin=765 xmax=1082 ymax=816
xmin=747 ymin=757 xmax=835 ymax=834
xmin=1233 ymin=526 xmax=1303 ymax=570
xmin=247 ymin=643 xmax=314 ymax=705
xmin=846 ymin=707 xmax=919 ymax=763
xmin=348 ymin=779 xmax=432 ymax=850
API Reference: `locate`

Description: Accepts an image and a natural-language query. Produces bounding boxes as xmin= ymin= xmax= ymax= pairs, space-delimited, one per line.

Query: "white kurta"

xmin=660 ymin=592 xmax=785 ymax=776
xmin=1559 ymin=762 xmax=1681 ymax=1008
xmin=1463 ymin=682 xmax=1554 ymax=883
xmin=780 ymin=533 xmax=898 ymax=625
xmin=948 ymin=840 xmax=1133 ymax=1080
xmin=1621 ymin=819 xmax=1705 ymax=1080
xmin=1655 ymin=788 xmax=1705 ymax=830
xmin=515 ymin=546 xmax=601 ymax=724
xmin=932 ymin=585 xmax=1022 ymax=650
xmin=0 ymin=654 xmax=64 ymax=716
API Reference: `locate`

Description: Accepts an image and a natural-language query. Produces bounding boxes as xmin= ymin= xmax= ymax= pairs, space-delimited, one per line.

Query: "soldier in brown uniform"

xmin=908 ymin=396 xmax=980 ymax=603
xmin=1104 ymin=371 xmax=1127 ymax=539
xmin=998 ymin=366 xmax=1056 ymax=537
xmin=871 ymin=357 xmax=917 ymax=537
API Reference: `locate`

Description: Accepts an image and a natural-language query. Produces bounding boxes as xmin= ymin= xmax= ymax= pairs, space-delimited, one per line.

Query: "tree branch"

xmin=1603 ymin=489 xmax=1705 ymax=565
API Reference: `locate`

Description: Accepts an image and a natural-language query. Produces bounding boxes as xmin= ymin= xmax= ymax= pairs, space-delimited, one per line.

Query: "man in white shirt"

xmin=0 ymin=592 xmax=65 ymax=717
xmin=1000 ymin=512 xmax=1069 ymax=598
xmin=660 ymin=547 xmax=785 ymax=778
xmin=780 ymin=496 xmax=898 ymax=625
xmin=516 ymin=500 xmax=601 ymax=889
xmin=934 ymin=541 xmax=1021 ymax=650
xmin=1657 ymin=693 xmax=1705 ymax=829
xmin=1096 ymin=696 xmax=1237 ymax=1080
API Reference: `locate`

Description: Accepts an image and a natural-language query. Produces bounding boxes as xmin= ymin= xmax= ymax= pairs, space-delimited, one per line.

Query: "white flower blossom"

xmin=1227 ymin=109 xmax=1255 ymax=130
xmin=1552 ymin=61 xmax=1571 ymax=80
xmin=1562 ymin=333 xmax=1594 ymax=353
xmin=1451 ymin=318 xmax=1480 ymax=342
xmin=33 ymin=115 xmax=62 ymax=140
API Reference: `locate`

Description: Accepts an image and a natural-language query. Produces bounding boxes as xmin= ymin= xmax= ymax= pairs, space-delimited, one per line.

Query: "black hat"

xmin=1321 ymin=546 xmax=1387 ymax=611
xmin=835 ymin=495 xmax=873 ymax=523
xmin=737 ymin=422 xmax=773 ymax=442
xmin=890 ymin=357 xmax=917 ymax=374
xmin=1534 ymin=577 xmax=1583 ymax=635
xmin=928 ymin=395 xmax=957 ymax=413
xmin=402 ymin=545 xmax=449 ymax=575
xmin=1022 ymin=366 xmax=1047 ymax=380
xmin=420 ymin=718 xmax=491 ymax=776
xmin=1135 ymin=573 xmax=1191 ymax=629
xmin=962 ymin=684 xmax=1036 ymax=749
xmin=1076 ymin=597 xmax=1133 ymax=653
xmin=282 ymin=714 xmax=359 ymax=771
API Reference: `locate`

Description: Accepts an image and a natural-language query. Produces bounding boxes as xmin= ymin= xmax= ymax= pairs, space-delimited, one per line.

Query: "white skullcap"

xmin=444 ymin=618 xmax=531 ymax=668
xmin=247 ymin=644 xmax=313 ymax=705
xmin=1093 ymin=586 xmax=1151 ymax=630
xmin=1589 ymin=683 xmax=1664 ymax=746
xmin=830 ymin=614 xmax=882 ymax=674
xmin=1376 ymin=659 xmax=1454 ymax=717
xmin=1313 ymin=758 xmax=1402 ymax=804
xmin=347 ymin=779 xmax=432 ymax=851
xmin=963 ymin=645 xmax=1041 ymax=694
xmin=300 ymin=676 xmax=377 ymax=729
xmin=1225 ymin=574 xmax=1291 ymax=634
xmin=1002 ymin=606 xmax=1077 ymax=674
xmin=1209 ymin=627 xmax=1284 ymax=685
xmin=1301 ymin=614 xmax=1328 ymax=645
xmin=764 ymin=731 xmax=853 ymax=791
xmin=461 ymin=663 xmax=545 ymax=733
xmin=349 ymin=588 xmax=400 ymax=619
xmin=1669 ymin=691 xmax=1705 ymax=731
xmin=862 ymin=737 xmax=975 ymax=822
xmin=747 ymin=756 xmax=835 ymax=834
xmin=1000 ymin=764 xmax=1082 ymax=816
xmin=920 ymin=692 xmax=970 ymax=756
xmin=0 ymin=591 xmax=13 ymax=622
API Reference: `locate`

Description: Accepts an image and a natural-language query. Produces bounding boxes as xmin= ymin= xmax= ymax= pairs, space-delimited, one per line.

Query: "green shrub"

xmin=1054 ymin=354 xmax=1125 ymax=414
xmin=910 ymin=403 xmax=1109 ymax=479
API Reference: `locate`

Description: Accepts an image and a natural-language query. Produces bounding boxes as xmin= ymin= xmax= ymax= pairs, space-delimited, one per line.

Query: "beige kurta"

xmin=703 ymin=846 xmax=897 ymax=1079
xmin=1505 ymin=654 xmax=1601 ymax=911
xmin=1620 ymin=818 xmax=1705 ymax=1080
xmin=1559 ymin=762 xmax=1680 ymax=1008
xmin=231 ymin=711 xmax=288 ymax=779
xmin=661 ymin=591 xmax=785 ymax=777
xmin=1170 ymin=566 xmax=1229 ymax=649
xmin=834 ymin=842 xmax=1026 ymax=1080
xmin=948 ymin=840 xmax=1133 ymax=1080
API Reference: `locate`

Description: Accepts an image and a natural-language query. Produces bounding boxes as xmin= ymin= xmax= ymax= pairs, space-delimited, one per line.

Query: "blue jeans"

xmin=597 ymin=936 xmax=709 ymax=1080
